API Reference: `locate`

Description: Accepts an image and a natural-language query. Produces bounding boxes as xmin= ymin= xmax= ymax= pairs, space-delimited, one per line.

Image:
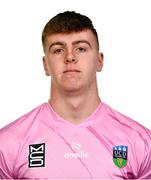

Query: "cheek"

xmin=48 ymin=62 xmax=63 ymax=78
xmin=46 ymin=55 xmax=64 ymax=71
xmin=83 ymin=56 xmax=98 ymax=74
xmin=82 ymin=64 xmax=97 ymax=81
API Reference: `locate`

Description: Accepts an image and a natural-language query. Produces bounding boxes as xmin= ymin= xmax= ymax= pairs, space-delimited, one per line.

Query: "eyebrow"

xmin=72 ymin=40 xmax=92 ymax=48
xmin=48 ymin=40 xmax=92 ymax=51
xmin=49 ymin=42 xmax=65 ymax=51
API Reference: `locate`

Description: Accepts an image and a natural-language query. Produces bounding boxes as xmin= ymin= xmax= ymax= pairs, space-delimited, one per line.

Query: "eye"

xmin=53 ymin=48 xmax=64 ymax=54
xmin=76 ymin=47 xmax=87 ymax=52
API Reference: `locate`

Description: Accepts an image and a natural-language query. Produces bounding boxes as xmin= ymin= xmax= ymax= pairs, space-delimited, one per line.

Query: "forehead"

xmin=46 ymin=30 xmax=97 ymax=47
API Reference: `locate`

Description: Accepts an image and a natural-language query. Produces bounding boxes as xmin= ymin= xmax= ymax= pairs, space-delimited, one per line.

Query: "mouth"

xmin=63 ymin=69 xmax=81 ymax=73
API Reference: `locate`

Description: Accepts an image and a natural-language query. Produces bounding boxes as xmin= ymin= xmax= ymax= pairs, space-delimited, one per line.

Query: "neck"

xmin=49 ymin=82 xmax=101 ymax=124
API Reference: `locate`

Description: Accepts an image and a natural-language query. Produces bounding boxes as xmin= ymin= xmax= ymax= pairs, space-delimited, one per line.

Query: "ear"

xmin=42 ymin=56 xmax=51 ymax=76
xmin=96 ymin=52 xmax=104 ymax=72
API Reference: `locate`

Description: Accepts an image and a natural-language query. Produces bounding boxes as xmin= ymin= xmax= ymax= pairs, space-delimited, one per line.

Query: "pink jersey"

xmin=0 ymin=102 xmax=151 ymax=179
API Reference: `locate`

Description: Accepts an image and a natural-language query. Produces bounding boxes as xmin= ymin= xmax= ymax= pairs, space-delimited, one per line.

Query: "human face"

xmin=43 ymin=30 xmax=103 ymax=93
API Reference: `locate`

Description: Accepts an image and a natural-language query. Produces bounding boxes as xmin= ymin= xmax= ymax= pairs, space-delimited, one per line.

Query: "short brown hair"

xmin=42 ymin=11 xmax=99 ymax=51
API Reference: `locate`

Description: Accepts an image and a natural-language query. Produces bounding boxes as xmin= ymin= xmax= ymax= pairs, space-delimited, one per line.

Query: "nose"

xmin=65 ymin=50 xmax=78 ymax=64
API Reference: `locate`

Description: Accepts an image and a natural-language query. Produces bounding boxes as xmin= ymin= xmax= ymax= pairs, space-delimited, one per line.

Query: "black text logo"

xmin=28 ymin=143 xmax=45 ymax=168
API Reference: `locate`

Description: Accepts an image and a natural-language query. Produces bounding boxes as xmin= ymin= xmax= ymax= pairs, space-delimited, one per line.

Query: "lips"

xmin=63 ymin=69 xmax=81 ymax=73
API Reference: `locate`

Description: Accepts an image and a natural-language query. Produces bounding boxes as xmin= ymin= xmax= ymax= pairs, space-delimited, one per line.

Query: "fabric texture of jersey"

xmin=0 ymin=102 xmax=151 ymax=179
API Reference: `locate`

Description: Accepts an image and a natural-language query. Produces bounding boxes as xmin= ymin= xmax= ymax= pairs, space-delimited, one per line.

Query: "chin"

xmin=64 ymin=86 xmax=81 ymax=92
xmin=62 ymin=84 xmax=83 ymax=93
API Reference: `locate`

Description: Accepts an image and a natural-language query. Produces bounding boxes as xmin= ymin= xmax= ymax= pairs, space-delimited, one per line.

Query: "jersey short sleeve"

xmin=0 ymin=127 xmax=19 ymax=178
xmin=0 ymin=106 xmax=40 ymax=179
xmin=134 ymin=128 xmax=151 ymax=179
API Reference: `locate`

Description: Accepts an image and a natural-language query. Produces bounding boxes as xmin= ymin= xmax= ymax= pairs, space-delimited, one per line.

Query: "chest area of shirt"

xmin=15 ymin=131 xmax=132 ymax=179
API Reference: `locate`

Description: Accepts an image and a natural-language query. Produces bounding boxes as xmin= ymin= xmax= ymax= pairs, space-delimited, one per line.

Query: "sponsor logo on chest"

xmin=28 ymin=143 xmax=45 ymax=168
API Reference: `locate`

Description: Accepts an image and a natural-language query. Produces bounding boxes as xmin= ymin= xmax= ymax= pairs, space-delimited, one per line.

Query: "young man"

xmin=0 ymin=11 xmax=151 ymax=179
